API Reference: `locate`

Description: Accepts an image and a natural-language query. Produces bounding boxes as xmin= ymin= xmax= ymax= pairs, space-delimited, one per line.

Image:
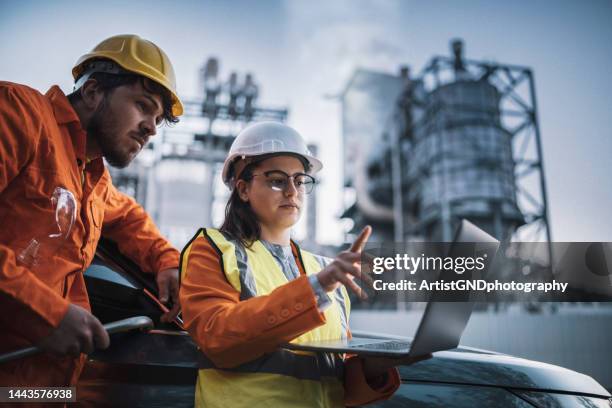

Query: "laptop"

xmin=283 ymin=219 xmax=500 ymax=358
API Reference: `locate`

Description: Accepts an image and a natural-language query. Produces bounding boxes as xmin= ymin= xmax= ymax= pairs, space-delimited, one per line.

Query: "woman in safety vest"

xmin=179 ymin=121 xmax=428 ymax=407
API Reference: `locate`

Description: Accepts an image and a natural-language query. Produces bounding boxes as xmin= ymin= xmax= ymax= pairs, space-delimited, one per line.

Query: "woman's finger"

xmin=337 ymin=251 xmax=363 ymax=263
xmin=349 ymin=225 xmax=372 ymax=253
xmin=334 ymin=258 xmax=360 ymax=278
xmin=335 ymin=258 xmax=374 ymax=287
xmin=337 ymin=250 xmax=375 ymax=288
xmin=334 ymin=269 xmax=368 ymax=300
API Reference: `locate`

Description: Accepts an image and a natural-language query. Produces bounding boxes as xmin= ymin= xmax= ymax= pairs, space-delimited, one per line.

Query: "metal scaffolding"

xmin=415 ymin=40 xmax=552 ymax=252
xmin=340 ymin=40 xmax=554 ymax=310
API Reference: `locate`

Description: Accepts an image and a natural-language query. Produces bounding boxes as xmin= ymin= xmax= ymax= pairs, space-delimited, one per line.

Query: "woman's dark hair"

xmin=68 ymin=71 xmax=179 ymax=125
xmin=219 ymin=163 xmax=260 ymax=247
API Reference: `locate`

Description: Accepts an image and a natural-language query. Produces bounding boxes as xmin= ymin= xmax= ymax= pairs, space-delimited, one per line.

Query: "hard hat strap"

xmin=73 ymin=60 xmax=133 ymax=91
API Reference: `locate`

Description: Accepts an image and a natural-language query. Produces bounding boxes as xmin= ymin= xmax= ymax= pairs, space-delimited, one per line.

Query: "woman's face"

xmin=236 ymin=155 xmax=307 ymax=231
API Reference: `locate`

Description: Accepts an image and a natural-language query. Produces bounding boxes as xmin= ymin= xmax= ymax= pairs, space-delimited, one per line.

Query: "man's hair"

xmin=68 ymin=72 xmax=179 ymax=125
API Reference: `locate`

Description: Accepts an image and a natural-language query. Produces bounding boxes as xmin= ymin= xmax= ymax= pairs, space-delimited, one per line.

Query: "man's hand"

xmin=156 ymin=268 xmax=180 ymax=323
xmin=37 ymin=304 xmax=110 ymax=357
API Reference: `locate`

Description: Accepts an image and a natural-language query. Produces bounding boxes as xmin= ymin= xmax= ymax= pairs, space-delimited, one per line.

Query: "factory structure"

xmin=340 ymin=39 xmax=550 ymax=248
xmin=339 ymin=39 xmax=554 ymax=308
xmin=109 ymin=40 xmax=553 ymax=293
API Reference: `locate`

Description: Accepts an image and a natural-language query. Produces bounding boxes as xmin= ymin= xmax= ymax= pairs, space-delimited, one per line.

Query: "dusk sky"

xmin=2 ymin=0 xmax=611 ymax=244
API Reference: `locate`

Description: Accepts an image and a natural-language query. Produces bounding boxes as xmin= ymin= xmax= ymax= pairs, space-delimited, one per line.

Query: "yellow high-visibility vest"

xmin=183 ymin=228 xmax=351 ymax=408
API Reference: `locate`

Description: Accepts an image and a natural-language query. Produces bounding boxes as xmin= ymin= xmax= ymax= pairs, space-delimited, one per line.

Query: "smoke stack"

xmin=451 ymin=39 xmax=465 ymax=74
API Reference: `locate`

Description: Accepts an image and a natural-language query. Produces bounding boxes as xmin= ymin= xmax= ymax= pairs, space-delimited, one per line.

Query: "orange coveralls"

xmin=180 ymin=234 xmax=401 ymax=406
xmin=0 ymin=82 xmax=179 ymax=386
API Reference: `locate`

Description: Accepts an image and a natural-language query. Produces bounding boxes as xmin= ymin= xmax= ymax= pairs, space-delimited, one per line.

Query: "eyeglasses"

xmin=249 ymin=170 xmax=316 ymax=194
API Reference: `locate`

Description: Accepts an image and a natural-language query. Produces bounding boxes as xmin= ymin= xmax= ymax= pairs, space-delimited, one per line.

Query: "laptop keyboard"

xmin=352 ymin=340 xmax=411 ymax=350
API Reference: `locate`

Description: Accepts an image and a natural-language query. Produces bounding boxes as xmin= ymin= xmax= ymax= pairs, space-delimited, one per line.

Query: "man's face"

xmin=87 ymin=80 xmax=163 ymax=168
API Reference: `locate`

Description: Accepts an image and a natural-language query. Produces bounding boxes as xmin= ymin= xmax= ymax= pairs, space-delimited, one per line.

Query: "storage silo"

xmin=409 ymin=75 xmax=524 ymax=241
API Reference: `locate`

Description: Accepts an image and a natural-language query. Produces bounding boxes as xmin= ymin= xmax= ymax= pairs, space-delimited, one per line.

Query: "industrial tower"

xmin=341 ymin=40 xmax=551 ymax=250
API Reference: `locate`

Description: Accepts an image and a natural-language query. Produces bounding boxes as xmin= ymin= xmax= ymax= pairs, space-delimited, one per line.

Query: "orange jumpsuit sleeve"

xmin=179 ymin=234 xmax=326 ymax=368
xmin=101 ymin=180 xmax=179 ymax=274
xmin=0 ymin=83 xmax=70 ymax=343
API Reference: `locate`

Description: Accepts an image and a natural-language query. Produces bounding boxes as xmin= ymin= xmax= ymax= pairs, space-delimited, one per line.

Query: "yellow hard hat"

xmin=72 ymin=34 xmax=183 ymax=116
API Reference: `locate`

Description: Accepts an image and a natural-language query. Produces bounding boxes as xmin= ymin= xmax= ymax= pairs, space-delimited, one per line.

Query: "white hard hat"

xmin=222 ymin=121 xmax=323 ymax=188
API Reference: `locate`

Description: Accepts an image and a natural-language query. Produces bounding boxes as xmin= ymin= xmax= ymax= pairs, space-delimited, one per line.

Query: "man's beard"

xmin=87 ymin=98 xmax=133 ymax=169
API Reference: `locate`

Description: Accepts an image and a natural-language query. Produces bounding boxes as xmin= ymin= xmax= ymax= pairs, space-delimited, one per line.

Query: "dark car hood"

xmin=399 ymin=346 xmax=611 ymax=398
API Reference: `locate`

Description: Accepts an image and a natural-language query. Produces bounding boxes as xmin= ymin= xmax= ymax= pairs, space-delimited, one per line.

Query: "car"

xmin=76 ymin=239 xmax=612 ymax=407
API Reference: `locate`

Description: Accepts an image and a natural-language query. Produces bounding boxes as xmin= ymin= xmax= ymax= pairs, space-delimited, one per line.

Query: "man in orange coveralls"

xmin=0 ymin=34 xmax=183 ymax=389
